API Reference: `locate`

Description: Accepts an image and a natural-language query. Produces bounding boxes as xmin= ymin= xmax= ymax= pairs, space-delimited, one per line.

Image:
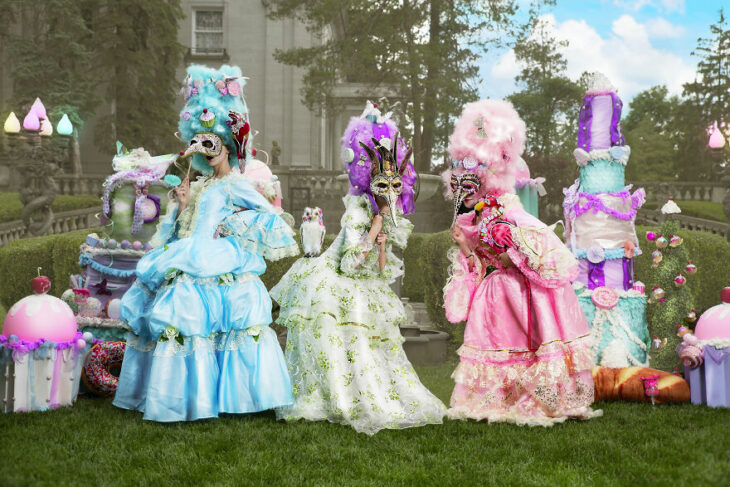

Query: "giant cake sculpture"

xmin=562 ymin=74 xmax=649 ymax=368
xmin=69 ymin=143 xmax=177 ymax=341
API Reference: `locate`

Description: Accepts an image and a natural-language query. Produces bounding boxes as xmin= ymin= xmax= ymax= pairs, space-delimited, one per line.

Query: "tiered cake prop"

xmin=68 ymin=143 xmax=177 ymax=341
xmin=0 ymin=273 xmax=91 ymax=412
xmin=562 ymin=74 xmax=649 ymax=368
xmin=678 ymin=287 xmax=730 ymax=408
xmin=514 ymin=157 xmax=546 ymax=218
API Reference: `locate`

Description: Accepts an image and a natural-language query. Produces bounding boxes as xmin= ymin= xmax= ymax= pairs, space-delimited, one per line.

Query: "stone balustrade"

xmin=636 ymin=208 xmax=729 ymax=237
xmin=0 ymin=207 xmax=99 ymax=247
xmin=56 ymin=174 xmax=108 ymax=197
xmin=630 ymin=181 xmax=727 ymax=204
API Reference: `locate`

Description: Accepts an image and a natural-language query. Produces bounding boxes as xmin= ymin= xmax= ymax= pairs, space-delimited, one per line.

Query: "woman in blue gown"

xmin=113 ymin=64 xmax=298 ymax=422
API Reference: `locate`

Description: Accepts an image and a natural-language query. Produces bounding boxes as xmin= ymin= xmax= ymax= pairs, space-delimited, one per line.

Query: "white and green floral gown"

xmin=270 ymin=194 xmax=446 ymax=434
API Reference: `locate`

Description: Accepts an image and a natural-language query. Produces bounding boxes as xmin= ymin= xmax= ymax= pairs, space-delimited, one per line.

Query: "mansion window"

xmin=192 ymin=9 xmax=224 ymax=55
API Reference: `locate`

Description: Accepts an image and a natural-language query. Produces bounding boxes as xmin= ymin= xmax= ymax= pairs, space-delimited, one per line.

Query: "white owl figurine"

xmin=300 ymin=207 xmax=326 ymax=257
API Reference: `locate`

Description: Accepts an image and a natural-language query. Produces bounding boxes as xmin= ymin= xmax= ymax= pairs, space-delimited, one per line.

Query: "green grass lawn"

xmin=1 ymin=359 xmax=729 ymax=486
xmin=0 ymin=192 xmax=100 ymax=223
xmin=643 ymin=200 xmax=726 ymax=222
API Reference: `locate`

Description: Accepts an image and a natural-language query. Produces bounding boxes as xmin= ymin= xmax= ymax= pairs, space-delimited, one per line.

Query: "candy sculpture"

xmin=0 ymin=274 xmax=90 ymax=412
xmin=679 ymin=287 xmax=730 ymax=408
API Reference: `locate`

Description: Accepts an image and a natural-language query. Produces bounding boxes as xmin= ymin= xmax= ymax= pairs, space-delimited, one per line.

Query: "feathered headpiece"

xmin=178 ymin=64 xmax=251 ymax=174
xmin=341 ymin=102 xmax=417 ymax=216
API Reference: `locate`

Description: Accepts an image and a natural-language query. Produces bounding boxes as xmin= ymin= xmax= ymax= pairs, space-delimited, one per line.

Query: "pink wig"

xmin=443 ymin=99 xmax=526 ymax=199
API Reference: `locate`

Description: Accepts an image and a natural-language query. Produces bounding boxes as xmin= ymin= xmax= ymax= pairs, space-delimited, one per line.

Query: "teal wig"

xmin=178 ymin=64 xmax=250 ymax=174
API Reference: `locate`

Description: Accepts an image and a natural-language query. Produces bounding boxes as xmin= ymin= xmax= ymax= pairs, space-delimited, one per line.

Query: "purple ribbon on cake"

xmin=622 ymin=257 xmax=634 ymax=291
xmin=587 ymin=261 xmax=605 ymax=290
xmin=571 ymin=187 xmax=645 ymax=221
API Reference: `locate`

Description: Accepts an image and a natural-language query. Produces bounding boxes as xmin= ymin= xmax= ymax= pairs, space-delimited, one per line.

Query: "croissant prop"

xmin=592 ymin=366 xmax=690 ymax=403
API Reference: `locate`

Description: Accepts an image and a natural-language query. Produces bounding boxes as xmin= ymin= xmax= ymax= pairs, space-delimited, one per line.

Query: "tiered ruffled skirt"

xmin=449 ymin=267 xmax=601 ymax=426
xmin=271 ymin=255 xmax=446 ymax=435
xmin=114 ymin=261 xmax=293 ymax=422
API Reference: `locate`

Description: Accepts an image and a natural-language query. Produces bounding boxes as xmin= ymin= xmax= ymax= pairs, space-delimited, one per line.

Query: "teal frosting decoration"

xmin=579 ymin=159 xmax=626 ymax=194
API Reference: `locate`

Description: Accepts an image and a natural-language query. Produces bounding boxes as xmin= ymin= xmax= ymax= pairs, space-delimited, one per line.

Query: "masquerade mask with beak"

xmin=359 ymin=132 xmax=413 ymax=227
xmin=450 ymin=173 xmax=481 ymax=226
xmin=181 ymin=132 xmax=224 ymax=159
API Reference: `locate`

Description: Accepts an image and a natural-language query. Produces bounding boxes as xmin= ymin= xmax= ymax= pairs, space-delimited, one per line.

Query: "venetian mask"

xmin=181 ymin=132 xmax=223 ymax=159
xmin=450 ymin=173 xmax=481 ymax=226
xmin=359 ymin=132 xmax=413 ymax=227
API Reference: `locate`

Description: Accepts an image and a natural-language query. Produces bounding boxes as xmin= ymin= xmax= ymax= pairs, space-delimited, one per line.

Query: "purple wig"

xmin=341 ymin=115 xmax=417 ymax=215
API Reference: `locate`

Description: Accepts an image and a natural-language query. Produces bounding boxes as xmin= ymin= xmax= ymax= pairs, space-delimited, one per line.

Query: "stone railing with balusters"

xmin=56 ymin=174 xmax=109 ymax=197
xmin=636 ymin=208 xmax=729 ymax=237
xmin=0 ymin=207 xmax=99 ymax=247
xmin=631 ymin=181 xmax=727 ymax=204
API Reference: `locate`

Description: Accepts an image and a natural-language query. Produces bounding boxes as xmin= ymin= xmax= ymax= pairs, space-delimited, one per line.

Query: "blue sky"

xmin=480 ymin=0 xmax=727 ymax=106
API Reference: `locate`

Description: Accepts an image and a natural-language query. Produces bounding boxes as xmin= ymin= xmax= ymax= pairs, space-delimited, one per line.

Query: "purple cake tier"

xmin=576 ymin=257 xmax=635 ymax=291
xmin=577 ymin=92 xmax=625 ymax=151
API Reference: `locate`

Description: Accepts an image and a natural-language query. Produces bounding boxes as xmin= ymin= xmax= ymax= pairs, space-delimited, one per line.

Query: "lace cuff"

xmin=443 ymin=247 xmax=482 ymax=323
xmin=340 ymin=236 xmax=375 ymax=277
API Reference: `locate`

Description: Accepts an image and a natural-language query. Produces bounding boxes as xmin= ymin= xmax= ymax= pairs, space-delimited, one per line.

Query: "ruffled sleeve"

xmin=226 ymin=173 xmax=276 ymax=213
xmin=506 ymin=218 xmax=579 ymax=288
xmin=218 ymin=210 xmax=299 ymax=261
xmin=149 ymin=202 xmax=179 ymax=247
xmin=339 ymin=196 xmax=377 ymax=277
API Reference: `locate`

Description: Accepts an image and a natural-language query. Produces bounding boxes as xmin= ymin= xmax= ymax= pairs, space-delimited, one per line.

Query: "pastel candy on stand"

xmin=683 ymin=288 xmax=730 ymax=408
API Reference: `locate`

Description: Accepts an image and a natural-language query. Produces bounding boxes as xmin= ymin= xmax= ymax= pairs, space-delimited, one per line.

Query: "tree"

xmin=623 ymin=86 xmax=680 ymax=181
xmin=681 ymin=9 xmax=730 ymax=179
xmin=90 ymin=0 xmax=185 ymax=154
xmin=0 ymin=0 xmax=99 ymax=129
xmin=1 ymin=0 xmax=184 ymax=156
xmin=507 ymin=18 xmax=583 ymax=216
xmin=683 ymin=9 xmax=730 ymax=124
xmin=267 ymin=0 xmax=551 ymax=173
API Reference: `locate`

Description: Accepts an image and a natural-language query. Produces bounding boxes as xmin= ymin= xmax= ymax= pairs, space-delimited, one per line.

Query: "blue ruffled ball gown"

xmin=113 ymin=172 xmax=299 ymax=422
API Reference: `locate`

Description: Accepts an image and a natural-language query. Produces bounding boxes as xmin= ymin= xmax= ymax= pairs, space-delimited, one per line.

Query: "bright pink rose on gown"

xmin=444 ymin=194 xmax=601 ymax=426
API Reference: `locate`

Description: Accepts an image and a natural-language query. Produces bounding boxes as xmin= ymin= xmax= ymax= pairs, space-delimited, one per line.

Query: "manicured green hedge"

xmin=3 ymin=224 xmax=729 ymax=343
xmin=416 ymin=224 xmax=730 ymax=346
xmin=0 ymin=229 xmax=101 ymax=307
xmin=636 ymin=224 xmax=730 ymax=316
xmin=401 ymin=232 xmax=427 ymax=302
xmin=0 ymin=193 xmax=101 ymax=223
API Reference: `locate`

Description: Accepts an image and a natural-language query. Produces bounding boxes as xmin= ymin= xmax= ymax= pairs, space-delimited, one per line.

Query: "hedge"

xmin=2 ymin=225 xmax=729 ymax=343
xmin=0 ymin=193 xmax=101 ymax=224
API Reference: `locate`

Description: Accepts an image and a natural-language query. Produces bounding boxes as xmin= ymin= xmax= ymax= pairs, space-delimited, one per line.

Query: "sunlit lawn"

xmin=1 ymin=359 xmax=729 ymax=486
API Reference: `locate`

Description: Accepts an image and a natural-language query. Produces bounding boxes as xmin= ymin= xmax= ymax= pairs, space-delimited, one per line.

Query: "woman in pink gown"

xmin=442 ymin=99 xmax=601 ymax=426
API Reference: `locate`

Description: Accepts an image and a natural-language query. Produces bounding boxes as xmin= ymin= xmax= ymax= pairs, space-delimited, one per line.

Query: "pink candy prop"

xmin=2 ymin=275 xmax=77 ymax=342
xmin=694 ymin=287 xmax=730 ymax=341
xmin=591 ymin=286 xmax=619 ymax=310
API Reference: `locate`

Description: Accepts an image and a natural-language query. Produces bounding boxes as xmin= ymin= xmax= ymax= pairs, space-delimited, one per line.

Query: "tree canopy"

xmin=267 ymin=0 xmax=554 ymax=173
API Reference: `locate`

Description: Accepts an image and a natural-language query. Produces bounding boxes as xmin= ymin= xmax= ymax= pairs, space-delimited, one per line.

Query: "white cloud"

xmin=645 ymin=17 xmax=686 ymax=38
xmin=488 ymin=13 xmax=695 ymax=102
xmin=612 ymin=0 xmax=685 ymax=14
